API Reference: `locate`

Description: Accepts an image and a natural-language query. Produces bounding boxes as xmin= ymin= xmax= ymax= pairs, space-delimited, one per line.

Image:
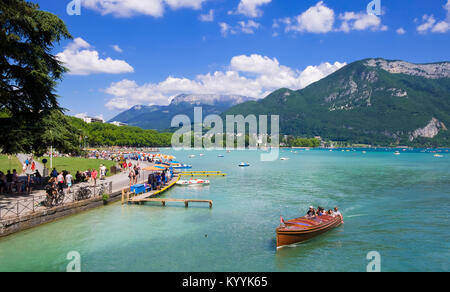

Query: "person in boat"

xmin=333 ymin=207 xmax=344 ymax=223
xmin=306 ymin=206 xmax=316 ymax=218
xmin=317 ymin=207 xmax=325 ymax=216
xmin=327 ymin=209 xmax=333 ymax=216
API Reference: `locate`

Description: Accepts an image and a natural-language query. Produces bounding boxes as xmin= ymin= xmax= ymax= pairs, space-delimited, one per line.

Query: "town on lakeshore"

xmin=0 ymin=0 xmax=449 ymax=276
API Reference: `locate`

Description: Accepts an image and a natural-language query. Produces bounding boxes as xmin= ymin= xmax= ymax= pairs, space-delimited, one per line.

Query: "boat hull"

xmin=276 ymin=216 xmax=342 ymax=248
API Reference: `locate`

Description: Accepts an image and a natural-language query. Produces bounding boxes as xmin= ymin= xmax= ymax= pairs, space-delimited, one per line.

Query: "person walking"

xmin=57 ymin=172 xmax=65 ymax=194
xmin=128 ymin=168 xmax=135 ymax=186
xmin=66 ymin=171 xmax=73 ymax=193
xmin=91 ymin=169 xmax=98 ymax=186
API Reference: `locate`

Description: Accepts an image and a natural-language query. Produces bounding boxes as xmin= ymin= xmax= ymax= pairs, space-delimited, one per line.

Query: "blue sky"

xmin=34 ymin=0 xmax=450 ymax=120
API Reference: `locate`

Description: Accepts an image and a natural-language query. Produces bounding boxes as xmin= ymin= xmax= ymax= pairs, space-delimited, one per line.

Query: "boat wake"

xmin=344 ymin=214 xmax=367 ymax=218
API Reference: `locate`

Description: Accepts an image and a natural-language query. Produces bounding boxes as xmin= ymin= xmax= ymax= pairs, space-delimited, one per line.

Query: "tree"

xmin=0 ymin=0 xmax=72 ymax=154
xmin=34 ymin=110 xmax=84 ymax=156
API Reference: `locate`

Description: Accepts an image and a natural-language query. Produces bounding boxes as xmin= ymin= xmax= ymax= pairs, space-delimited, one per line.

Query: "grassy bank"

xmin=0 ymin=155 xmax=22 ymax=174
xmin=40 ymin=157 xmax=117 ymax=177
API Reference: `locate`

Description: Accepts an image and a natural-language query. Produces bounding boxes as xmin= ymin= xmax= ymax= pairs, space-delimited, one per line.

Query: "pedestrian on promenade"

xmin=0 ymin=172 xmax=6 ymax=194
xmin=91 ymin=169 xmax=98 ymax=186
xmin=57 ymin=172 xmax=65 ymax=193
xmin=100 ymin=164 xmax=106 ymax=180
xmin=66 ymin=171 xmax=73 ymax=193
xmin=128 ymin=168 xmax=135 ymax=186
xmin=51 ymin=168 xmax=58 ymax=178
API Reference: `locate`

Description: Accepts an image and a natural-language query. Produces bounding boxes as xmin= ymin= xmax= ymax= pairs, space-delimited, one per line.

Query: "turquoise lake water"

xmin=0 ymin=149 xmax=449 ymax=272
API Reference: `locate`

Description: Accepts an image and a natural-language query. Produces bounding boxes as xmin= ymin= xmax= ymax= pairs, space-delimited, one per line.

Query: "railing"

xmin=0 ymin=182 xmax=112 ymax=220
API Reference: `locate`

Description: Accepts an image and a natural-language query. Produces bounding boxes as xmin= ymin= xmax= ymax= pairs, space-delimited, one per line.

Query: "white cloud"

xmin=396 ymin=27 xmax=406 ymax=35
xmin=276 ymin=1 xmax=388 ymax=34
xmin=285 ymin=1 xmax=335 ymax=33
xmin=417 ymin=1 xmax=450 ymax=33
xmin=112 ymin=45 xmax=123 ymax=53
xmin=164 ymin=0 xmax=205 ymax=10
xmin=104 ymin=54 xmax=346 ymax=110
xmin=219 ymin=20 xmax=261 ymax=36
xmin=56 ymin=38 xmax=134 ymax=75
xmin=235 ymin=0 xmax=271 ymax=18
xmin=199 ymin=9 xmax=214 ymax=22
xmin=417 ymin=15 xmax=437 ymax=33
xmin=82 ymin=0 xmax=206 ymax=18
xmin=339 ymin=12 xmax=387 ymax=32
xmin=219 ymin=22 xmax=232 ymax=36
xmin=238 ymin=20 xmax=261 ymax=34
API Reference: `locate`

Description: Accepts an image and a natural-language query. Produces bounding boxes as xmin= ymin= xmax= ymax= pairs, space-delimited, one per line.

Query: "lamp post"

xmin=50 ymin=130 xmax=53 ymax=169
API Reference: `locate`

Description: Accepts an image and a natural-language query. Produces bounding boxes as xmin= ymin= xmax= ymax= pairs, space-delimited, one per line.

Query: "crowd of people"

xmin=146 ymin=168 xmax=173 ymax=191
xmin=306 ymin=206 xmax=344 ymax=223
xmin=0 ymin=157 xmax=42 ymax=195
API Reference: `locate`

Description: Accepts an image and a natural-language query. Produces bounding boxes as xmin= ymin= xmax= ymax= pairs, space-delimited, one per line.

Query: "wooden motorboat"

xmin=276 ymin=215 xmax=343 ymax=248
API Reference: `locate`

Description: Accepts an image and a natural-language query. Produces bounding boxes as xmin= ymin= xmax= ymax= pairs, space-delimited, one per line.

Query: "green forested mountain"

xmin=67 ymin=117 xmax=172 ymax=147
xmin=224 ymin=58 xmax=450 ymax=147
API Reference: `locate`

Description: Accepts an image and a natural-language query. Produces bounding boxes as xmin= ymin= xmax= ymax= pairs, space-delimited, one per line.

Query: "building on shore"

xmin=83 ymin=116 xmax=104 ymax=124
xmin=109 ymin=121 xmax=128 ymax=127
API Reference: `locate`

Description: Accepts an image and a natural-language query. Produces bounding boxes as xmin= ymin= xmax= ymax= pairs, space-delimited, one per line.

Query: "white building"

xmin=109 ymin=121 xmax=127 ymax=127
xmin=83 ymin=116 xmax=104 ymax=124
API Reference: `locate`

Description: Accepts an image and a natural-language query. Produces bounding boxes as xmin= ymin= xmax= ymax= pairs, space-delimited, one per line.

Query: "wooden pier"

xmin=121 ymin=175 xmax=214 ymax=208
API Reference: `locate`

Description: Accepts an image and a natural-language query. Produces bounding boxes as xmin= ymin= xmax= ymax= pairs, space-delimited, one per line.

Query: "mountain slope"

xmin=224 ymin=58 xmax=450 ymax=146
xmin=109 ymin=94 xmax=254 ymax=130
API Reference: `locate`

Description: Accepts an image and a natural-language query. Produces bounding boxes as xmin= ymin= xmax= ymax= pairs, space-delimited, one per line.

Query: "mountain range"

xmin=108 ymin=94 xmax=254 ymax=131
xmin=224 ymin=58 xmax=450 ymax=146
xmin=110 ymin=58 xmax=450 ymax=147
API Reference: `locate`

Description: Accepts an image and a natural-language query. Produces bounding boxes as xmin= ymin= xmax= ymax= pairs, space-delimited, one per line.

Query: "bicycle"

xmin=44 ymin=184 xmax=65 ymax=207
xmin=75 ymin=186 xmax=92 ymax=201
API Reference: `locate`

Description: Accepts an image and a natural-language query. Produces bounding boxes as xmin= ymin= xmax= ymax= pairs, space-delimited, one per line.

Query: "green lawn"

xmin=0 ymin=155 xmax=22 ymax=174
xmin=40 ymin=157 xmax=118 ymax=177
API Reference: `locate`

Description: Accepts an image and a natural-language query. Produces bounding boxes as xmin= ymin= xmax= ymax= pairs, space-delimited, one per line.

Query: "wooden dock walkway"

xmin=121 ymin=176 xmax=180 ymax=204
xmin=121 ymin=175 xmax=214 ymax=208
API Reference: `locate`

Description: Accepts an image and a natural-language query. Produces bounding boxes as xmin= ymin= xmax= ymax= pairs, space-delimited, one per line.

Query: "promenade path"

xmin=0 ymin=158 xmax=159 ymax=219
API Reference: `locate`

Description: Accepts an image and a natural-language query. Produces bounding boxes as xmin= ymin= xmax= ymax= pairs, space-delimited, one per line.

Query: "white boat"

xmin=218 ymin=155 xmax=224 ymax=158
xmin=280 ymin=157 xmax=290 ymax=160
xmin=188 ymin=155 xmax=196 ymax=158
xmin=176 ymin=179 xmax=210 ymax=186
xmin=239 ymin=162 xmax=250 ymax=167
xmin=394 ymin=151 xmax=401 ymax=156
xmin=434 ymin=154 xmax=444 ymax=158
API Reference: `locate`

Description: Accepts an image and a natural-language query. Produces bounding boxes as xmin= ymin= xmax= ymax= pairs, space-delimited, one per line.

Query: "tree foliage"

xmin=0 ymin=0 xmax=72 ymax=154
xmin=68 ymin=117 xmax=173 ymax=147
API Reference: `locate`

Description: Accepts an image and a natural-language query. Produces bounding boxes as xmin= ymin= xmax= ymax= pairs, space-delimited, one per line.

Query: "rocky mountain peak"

xmin=365 ymin=58 xmax=450 ymax=79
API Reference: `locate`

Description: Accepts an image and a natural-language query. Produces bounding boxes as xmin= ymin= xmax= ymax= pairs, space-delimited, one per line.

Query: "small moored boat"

xmin=176 ymin=179 xmax=210 ymax=186
xmin=239 ymin=162 xmax=250 ymax=167
xmin=276 ymin=215 xmax=343 ymax=248
xmin=172 ymin=164 xmax=192 ymax=169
